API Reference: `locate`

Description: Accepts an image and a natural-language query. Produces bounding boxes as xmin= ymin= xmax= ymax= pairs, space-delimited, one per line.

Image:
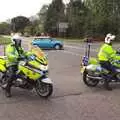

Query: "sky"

xmin=0 ymin=0 xmax=70 ymax=22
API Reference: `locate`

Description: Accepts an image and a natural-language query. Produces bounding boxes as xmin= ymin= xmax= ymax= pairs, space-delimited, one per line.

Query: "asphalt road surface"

xmin=0 ymin=38 xmax=120 ymax=120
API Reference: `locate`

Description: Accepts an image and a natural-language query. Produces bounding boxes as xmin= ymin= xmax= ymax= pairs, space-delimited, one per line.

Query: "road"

xmin=0 ymin=38 xmax=120 ymax=120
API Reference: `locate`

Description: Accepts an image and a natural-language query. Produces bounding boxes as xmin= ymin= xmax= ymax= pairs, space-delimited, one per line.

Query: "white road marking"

xmin=62 ymin=50 xmax=80 ymax=56
xmin=48 ymin=50 xmax=82 ymax=56
xmin=65 ymin=45 xmax=84 ymax=49
xmin=64 ymin=45 xmax=97 ymax=52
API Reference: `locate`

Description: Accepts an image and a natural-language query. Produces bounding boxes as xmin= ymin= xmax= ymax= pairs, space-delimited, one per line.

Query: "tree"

xmin=66 ymin=0 xmax=89 ymax=37
xmin=24 ymin=26 xmax=32 ymax=36
xmin=11 ymin=16 xmax=31 ymax=33
xmin=44 ymin=0 xmax=65 ymax=36
xmin=84 ymin=0 xmax=120 ymax=37
xmin=0 ymin=22 xmax=10 ymax=35
xmin=38 ymin=5 xmax=48 ymax=24
xmin=27 ymin=20 xmax=43 ymax=36
xmin=35 ymin=5 xmax=49 ymax=34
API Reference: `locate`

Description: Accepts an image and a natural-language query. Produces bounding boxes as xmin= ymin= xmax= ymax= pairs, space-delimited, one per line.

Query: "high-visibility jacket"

xmin=5 ymin=43 xmax=25 ymax=66
xmin=98 ymin=43 xmax=116 ymax=61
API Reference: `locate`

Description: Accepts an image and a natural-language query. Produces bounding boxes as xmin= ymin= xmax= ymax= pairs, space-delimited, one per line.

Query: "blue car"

xmin=32 ymin=36 xmax=64 ymax=50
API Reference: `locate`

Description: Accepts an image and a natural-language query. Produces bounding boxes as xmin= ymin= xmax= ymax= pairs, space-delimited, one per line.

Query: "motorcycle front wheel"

xmin=83 ymin=70 xmax=99 ymax=87
xmin=35 ymin=79 xmax=53 ymax=98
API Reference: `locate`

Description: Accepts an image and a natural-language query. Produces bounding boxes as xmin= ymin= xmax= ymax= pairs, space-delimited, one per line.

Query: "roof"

xmin=34 ymin=36 xmax=51 ymax=39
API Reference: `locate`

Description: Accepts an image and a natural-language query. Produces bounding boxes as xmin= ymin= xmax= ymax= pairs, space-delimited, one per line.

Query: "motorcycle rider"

xmin=98 ymin=33 xmax=118 ymax=90
xmin=4 ymin=33 xmax=26 ymax=97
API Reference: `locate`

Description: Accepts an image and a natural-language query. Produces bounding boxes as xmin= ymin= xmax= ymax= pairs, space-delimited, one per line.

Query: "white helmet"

xmin=12 ymin=34 xmax=22 ymax=47
xmin=105 ymin=33 xmax=116 ymax=44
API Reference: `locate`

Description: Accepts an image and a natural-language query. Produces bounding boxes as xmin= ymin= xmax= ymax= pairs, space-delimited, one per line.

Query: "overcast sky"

xmin=0 ymin=0 xmax=70 ymax=22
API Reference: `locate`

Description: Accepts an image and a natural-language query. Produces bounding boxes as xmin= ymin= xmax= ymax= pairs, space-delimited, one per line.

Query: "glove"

xmin=17 ymin=57 xmax=25 ymax=61
xmin=17 ymin=57 xmax=22 ymax=61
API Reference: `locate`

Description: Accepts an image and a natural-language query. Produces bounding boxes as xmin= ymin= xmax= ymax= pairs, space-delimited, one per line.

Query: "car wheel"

xmin=54 ymin=44 xmax=61 ymax=50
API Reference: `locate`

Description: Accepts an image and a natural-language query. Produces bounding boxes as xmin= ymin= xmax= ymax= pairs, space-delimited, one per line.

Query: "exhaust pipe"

xmin=87 ymin=75 xmax=102 ymax=80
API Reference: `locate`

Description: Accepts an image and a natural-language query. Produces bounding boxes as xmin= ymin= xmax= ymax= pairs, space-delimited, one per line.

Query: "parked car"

xmin=32 ymin=36 xmax=64 ymax=50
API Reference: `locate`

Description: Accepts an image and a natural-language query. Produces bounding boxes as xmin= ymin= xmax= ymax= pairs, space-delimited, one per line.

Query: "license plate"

xmin=80 ymin=66 xmax=86 ymax=73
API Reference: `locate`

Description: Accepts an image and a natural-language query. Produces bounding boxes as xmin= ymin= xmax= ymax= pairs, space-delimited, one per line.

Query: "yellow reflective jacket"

xmin=98 ymin=43 xmax=116 ymax=61
xmin=5 ymin=43 xmax=25 ymax=66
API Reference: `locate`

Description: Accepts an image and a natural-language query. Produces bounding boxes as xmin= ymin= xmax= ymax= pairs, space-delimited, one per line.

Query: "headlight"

xmin=40 ymin=65 xmax=48 ymax=71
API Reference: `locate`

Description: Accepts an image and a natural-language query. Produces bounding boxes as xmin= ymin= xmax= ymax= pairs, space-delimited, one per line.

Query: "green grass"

xmin=56 ymin=38 xmax=85 ymax=43
xmin=0 ymin=36 xmax=11 ymax=45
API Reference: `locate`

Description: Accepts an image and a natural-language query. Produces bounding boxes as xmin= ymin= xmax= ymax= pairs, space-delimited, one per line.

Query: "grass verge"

xmin=56 ymin=38 xmax=85 ymax=43
xmin=0 ymin=36 xmax=11 ymax=45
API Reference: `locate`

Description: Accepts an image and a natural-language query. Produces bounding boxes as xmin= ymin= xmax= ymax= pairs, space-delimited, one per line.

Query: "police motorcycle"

xmin=0 ymin=48 xmax=53 ymax=98
xmin=81 ymin=39 xmax=120 ymax=87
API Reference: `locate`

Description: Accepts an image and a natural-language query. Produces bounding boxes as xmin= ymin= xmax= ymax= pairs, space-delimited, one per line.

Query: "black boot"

xmin=5 ymin=87 xmax=11 ymax=97
xmin=104 ymin=80 xmax=112 ymax=91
